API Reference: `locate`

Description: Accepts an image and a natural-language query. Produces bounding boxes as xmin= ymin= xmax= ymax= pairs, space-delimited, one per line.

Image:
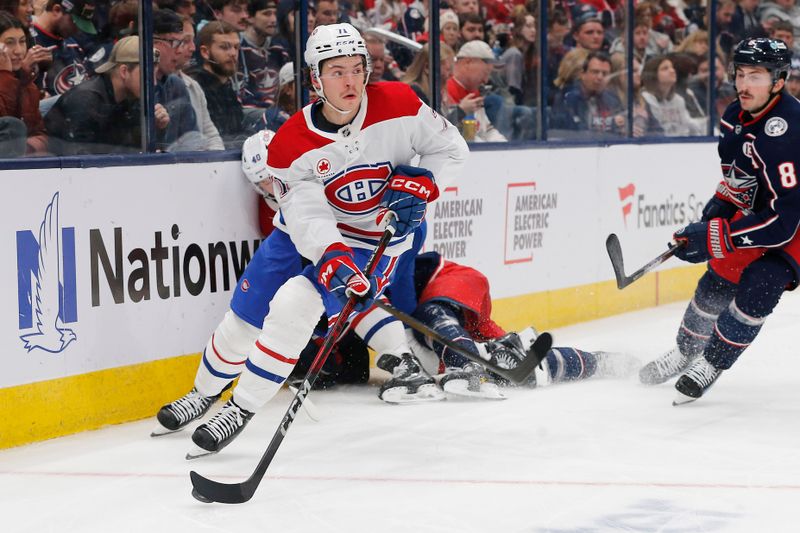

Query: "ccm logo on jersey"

xmin=388 ymin=177 xmax=435 ymax=199
xmin=325 ymin=163 xmax=392 ymax=214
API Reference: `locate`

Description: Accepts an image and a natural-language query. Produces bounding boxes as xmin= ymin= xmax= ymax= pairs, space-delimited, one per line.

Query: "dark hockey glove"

xmin=376 ymin=165 xmax=439 ymax=238
xmin=701 ymin=194 xmax=738 ymax=222
xmin=316 ymin=243 xmax=387 ymax=312
xmin=673 ymin=218 xmax=735 ymax=264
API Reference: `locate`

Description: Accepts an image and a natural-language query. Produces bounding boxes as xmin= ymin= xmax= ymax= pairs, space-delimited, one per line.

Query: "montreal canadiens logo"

xmin=324 ymin=163 xmax=392 ymax=214
xmin=316 ymin=158 xmax=332 ymax=176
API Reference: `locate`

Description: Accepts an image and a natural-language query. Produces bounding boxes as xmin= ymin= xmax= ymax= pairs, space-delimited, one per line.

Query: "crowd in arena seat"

xmin=3 ymin=0 xmax=800 ymax=158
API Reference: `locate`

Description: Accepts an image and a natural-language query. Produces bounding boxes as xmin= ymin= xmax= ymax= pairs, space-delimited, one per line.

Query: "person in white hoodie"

xmin=641 ymin=55 xmax=706 ymax=136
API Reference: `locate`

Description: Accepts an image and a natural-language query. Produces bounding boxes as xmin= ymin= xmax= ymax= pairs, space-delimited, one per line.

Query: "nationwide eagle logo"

xmin=17 ymin=193 xmax=78 ymax=354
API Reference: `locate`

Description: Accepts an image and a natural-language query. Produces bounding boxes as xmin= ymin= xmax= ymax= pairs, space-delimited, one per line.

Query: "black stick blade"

xmin=190 ymin=470 xmax=255 ymax=504
xmin=507 ymin=332 xmax=553 ymax=384
xmin=605 ymin=234 xmax=628 ymax=289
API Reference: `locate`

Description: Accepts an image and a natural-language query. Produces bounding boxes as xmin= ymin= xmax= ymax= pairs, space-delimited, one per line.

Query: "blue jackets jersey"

xmin=30 ymin=24 xmax=90 ymax=97
xmin=717 ymin=93 xmax=800 ymax=248
xmin=238 ymin=35 xmax=290 ymax=108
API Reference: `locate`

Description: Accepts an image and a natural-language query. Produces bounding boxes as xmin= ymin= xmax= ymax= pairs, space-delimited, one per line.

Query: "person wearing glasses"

xmin=152 ymin=8 xmax=202 ymax=151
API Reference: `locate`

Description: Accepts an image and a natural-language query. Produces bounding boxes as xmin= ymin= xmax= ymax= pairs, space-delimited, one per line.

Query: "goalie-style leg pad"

xmin=194 ymin=310 xmax=261 ymax=397
xmin=676 ymin=270 xmax=738 ymax=358
xmin=703 ymin=255 xmax=794 ymax=370
xmin=233 ymin=275 xmax=325 ymax=412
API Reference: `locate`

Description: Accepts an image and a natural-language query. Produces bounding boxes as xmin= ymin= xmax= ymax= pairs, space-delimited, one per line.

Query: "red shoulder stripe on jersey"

xmin=362 ymin=82 xmax=423 ymax=129
xmin=267 ymin=111 xmax=334 ymax=170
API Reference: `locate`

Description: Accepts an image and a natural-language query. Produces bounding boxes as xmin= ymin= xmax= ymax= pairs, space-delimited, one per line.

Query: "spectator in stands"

xmin=0 ymin=11 xmax=46 ymax=156
xmin=45 ymin=36 xmax=168 ymax=155
xmin=551 ymin=47 xmax=589 ymax=101
xmin=177 ymin=13 xmax=224 ymax=150
xmin=730 ymin=0 xmax=764 ymax=39
xmin=674 ymin=29 xmax=709 ymax=57
xmin=761 ymin=0 xmax=800 ymax=30
xmin=459 ymin=12 xmax=484 ymax=46
xmin=446 ymin=40 xmax=506 ymax=142
xmin=208 ymin=0 xmax=248 ymax=31
xmin=771 ymin=19 xmax=800 ymax=56
xmin=786 ymin=60 xmax=800 ymax=98
xmin=546 ymin=8 xmax=570 ymax=103
xmin=501 ymin=6 xmax=537 ymax=107
xmin=240 ymin=0 xmax=289 ymax=108
xmin=264 ymin=61 xmax=294 ymax=131
xmin=368 ymin=0 xmax=403 ymax=27
xmin=549 ymin=51 xmax=624 ymax=138
xmin=192 ymin=20 xmax=253 ymax=148
xmin=440 ymin=9 xmax=460 ymax=50
xmin=681 ymin=55 xmax=728 ymax=118
xmin=608 ymin=53 xmax=663 ymax=137
xmin=274 ymin=0 xmax=315 ymax=61
xmin=716 ymin=0 xmax=738 ymax=32
xmin=609 ymin=16 xmax=654 ymax=64
xmin=633 ymin=2 xmax=673 ymax=55
xmin=156 ymin=0 xmax=196 ymax=19
xmin=641 ymin=55 xmax=705 ymax=137
xmin=401 ymin=42 xmax=456 ymax=105
xmin=0 ymin=0 xmax=33 ymax=28
xmin=152 ymin=8 xmax=202 ymax=151
xmin=30 ymin=0 xmax=97 ymax=97
xmin=571 ymin=10 xmax=606 ymax=52
xmin=452 ymin=0 xmax=479 ymax=17
xmin=365 ymin=33 xmax=391 ymax=83
xmin=315 ymin=0 xmax=340 ymax=25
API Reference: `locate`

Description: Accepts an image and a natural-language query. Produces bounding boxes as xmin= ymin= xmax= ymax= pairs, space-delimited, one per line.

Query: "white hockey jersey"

xmin=266 ymin=82 xmax=469 ymax=264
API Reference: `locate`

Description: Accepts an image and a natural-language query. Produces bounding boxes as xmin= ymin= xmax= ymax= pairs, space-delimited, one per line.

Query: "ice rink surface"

xmin=2 ymin=297 xmax=800 ymax=533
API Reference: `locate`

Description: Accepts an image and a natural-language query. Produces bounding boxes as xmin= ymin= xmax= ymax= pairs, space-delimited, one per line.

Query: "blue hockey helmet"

xmin=732 ymin=37 xmax=792 ymax=84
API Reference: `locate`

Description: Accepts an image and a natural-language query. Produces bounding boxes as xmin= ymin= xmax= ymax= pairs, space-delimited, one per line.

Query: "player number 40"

xmin=778 ymin=162 xmax=797 ymax=188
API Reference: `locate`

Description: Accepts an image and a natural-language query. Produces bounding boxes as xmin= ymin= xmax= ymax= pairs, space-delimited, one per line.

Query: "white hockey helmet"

xmin=304 ymin=23 xmax=371 ymax=100
xmin=241 ymin=129 xmax=279 ymax=209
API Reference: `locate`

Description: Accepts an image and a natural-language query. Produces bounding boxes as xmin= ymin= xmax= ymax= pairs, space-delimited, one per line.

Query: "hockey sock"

xmin=704 ymin=256 xmax=794 ymax=369
xmin=412 ymin=301 xmax=479 ymax=368
xmin=353 ymin=304 xmax=408 ymax=355
xmin=676 ymin=270 xmax=738 ymax=357
xmin=546 ymin=348 xmax=598 ymax=382
xmin=234 ymin=276 xmax=325 ymax=412
xmin=194 ymin=310 xmax=260 ymax=397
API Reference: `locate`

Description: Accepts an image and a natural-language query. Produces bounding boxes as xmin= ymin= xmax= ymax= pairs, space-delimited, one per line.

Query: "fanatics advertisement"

xmin=1 ymin=161 xmax=261 ymax=388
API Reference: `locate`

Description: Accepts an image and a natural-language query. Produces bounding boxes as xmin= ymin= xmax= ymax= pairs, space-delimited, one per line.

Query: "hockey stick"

xmin=373 ymin=300 xmax=553 ymax=385
xmin=190 ymin=217 xmax=397 ymax=505
xmin=606 ymin=233 xmax=681 ymax=290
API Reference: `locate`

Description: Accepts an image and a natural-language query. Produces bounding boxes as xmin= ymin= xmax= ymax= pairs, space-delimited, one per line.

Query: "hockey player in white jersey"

xmin=152 ymin=23 xmax=469 ymax=456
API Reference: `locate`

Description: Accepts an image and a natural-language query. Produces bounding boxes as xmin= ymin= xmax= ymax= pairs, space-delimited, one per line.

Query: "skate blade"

xmin=381 ymin=383 xmax=446 ymax=404
xmin=150 ymin=424 xmax=182 ymax=437
xmin=185 ymin=445 xmax=218 ymax=460
xmin=672 ymin=391 xmax=698 ymax=406
xmin=443 ymin=380 xmax=506 ymax=400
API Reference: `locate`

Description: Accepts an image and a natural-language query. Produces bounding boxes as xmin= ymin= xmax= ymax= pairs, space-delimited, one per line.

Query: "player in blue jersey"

xmin=639 ymin=38 xmax=800 ymax=404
